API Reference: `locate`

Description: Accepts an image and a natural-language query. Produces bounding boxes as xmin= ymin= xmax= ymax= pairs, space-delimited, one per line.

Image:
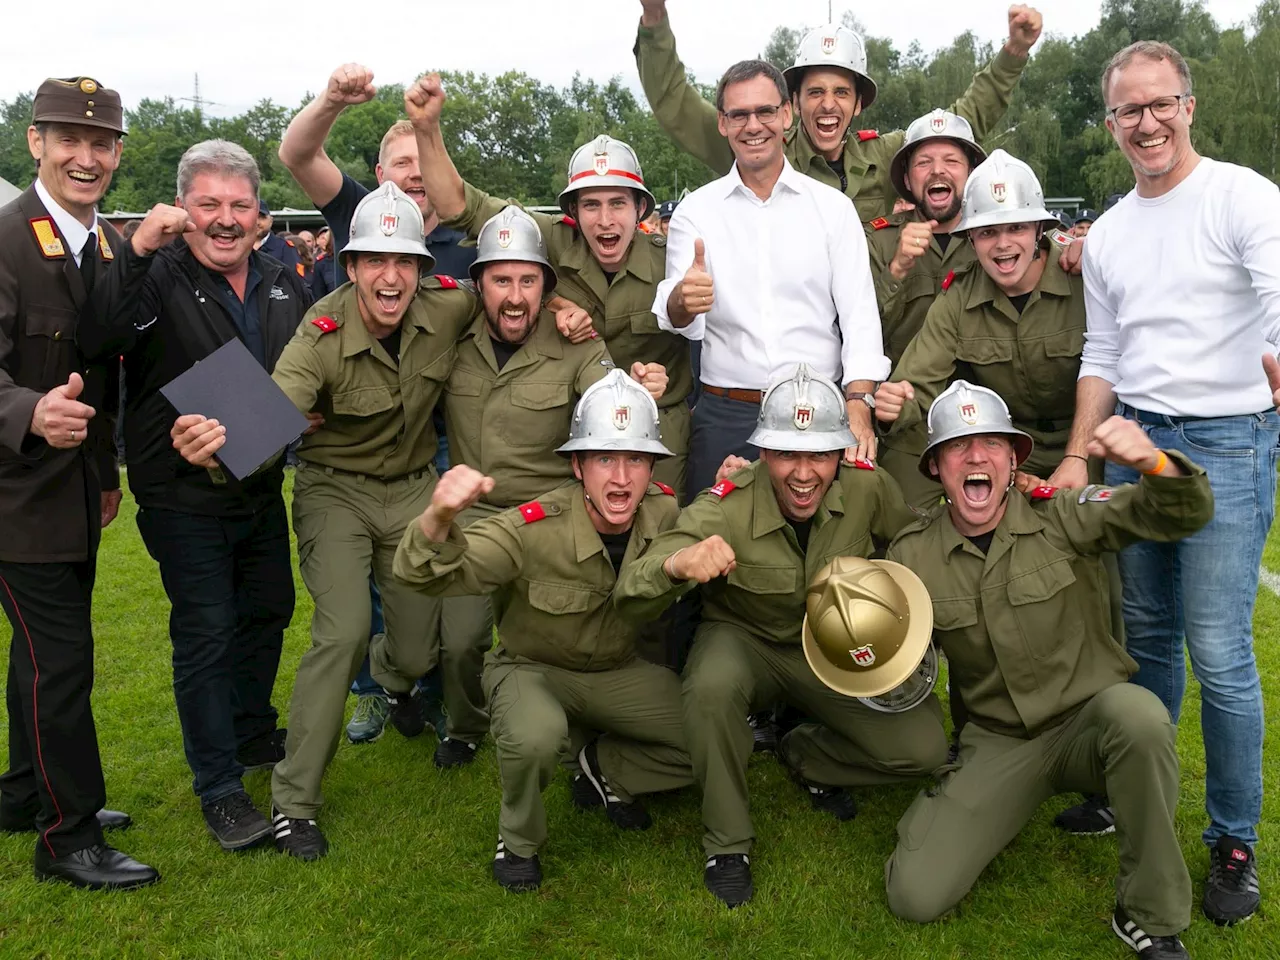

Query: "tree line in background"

xmin=2 ymin=0 xmax=1278 ymax=213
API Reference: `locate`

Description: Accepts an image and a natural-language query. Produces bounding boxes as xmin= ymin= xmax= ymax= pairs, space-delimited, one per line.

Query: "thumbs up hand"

xmin=30 ymin=372 xmax=96 ymax=448
xmin=679 ymin=238 xmax=714 ymax=317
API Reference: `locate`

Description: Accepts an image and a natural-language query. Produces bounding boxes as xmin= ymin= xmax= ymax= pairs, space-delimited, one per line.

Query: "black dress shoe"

xmin=34 ymin=843 xmax=160 ymax=891
xmin=1 ymin=808 xmax=132 ymax=834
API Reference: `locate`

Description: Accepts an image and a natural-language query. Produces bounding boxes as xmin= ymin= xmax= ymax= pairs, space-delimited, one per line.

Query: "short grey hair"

xmin=1101 ymin=41 xmax=1193 ymax=107
xmin=716 ymin=59 xmax=789 ymax=112
xmin=176 ymin=139 xmax=260 ymax=200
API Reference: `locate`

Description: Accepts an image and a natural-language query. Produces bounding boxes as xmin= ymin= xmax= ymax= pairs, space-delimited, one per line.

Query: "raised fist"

xmin=428 ymin=465 xmax=495 ymax=528
xmin=873 ymin=380 xmax=915 ymax=424
xmin=326 ymin=63 xmax=376 ymax=107
xmin=131 ymin=203 xmax=194 ymax=257
xmin=404 ymin=73 xmax=446 ymax=131
xmin=889 ymin=220 xmax=937 ymax=280
xmin=666 ymin=535 xmax=736 ymax=583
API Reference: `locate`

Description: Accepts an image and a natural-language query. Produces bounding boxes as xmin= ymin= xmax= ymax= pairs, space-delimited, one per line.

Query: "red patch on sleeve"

xmin=869 ymin=217 xmax=891 ymax=230
xmin=295 ymin=263 xmax=305 ymax=277
xmin=435 ymin=275 xmax=458 ymax=289
xmin=708 ymin=480 xmax=736 ymax=498
xmin=560 ymin=215 xmax=577 ymax=230
xmin=310 ymin=316 xmax=338 ymax=333
xmin=941 ymin=270 xmax=956 ymax=291
xmin=1030 ymin=485 xmax=1057 ymax=500
xmin=653 ymin=481 xmax=676 ymax=496
xmin=518 ymin=501 xmax=547 ymax=523
xmin=850 ymin=458 xmax=875 ymax=471
xmin=856 ymin=130 xmax=879 ymax=141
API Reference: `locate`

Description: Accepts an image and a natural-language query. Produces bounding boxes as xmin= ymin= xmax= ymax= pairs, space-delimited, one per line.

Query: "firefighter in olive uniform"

xmin=613 ymin=364 xmax=945 ymax=909
xmin=394 ymin=371 xmax=693 ymax=893
xmin=633 ymin=1 xmax=1040 ymax=221
xmin=880 ymin=380 xmax=1208 ymax=960
xmin=404 ymin=73 xmax=693 ymax=497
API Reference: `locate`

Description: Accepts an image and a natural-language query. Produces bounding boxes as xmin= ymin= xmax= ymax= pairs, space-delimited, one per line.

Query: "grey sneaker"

xmin=346 ymin=693 xmax=390 ymax=744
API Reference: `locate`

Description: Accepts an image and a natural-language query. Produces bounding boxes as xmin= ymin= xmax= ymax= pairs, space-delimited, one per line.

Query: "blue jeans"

xmin=1106 ymin=404 xmax=1279 ymax=846
xmin=137 ymin=502 xmax=293 ymax=805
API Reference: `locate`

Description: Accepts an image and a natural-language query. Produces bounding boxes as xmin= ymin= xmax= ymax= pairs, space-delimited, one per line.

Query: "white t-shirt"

xmin=653 ymin=159 xmax=888 ymax=390
xmin=1079 ymin=157 xmax=1280 ymax=417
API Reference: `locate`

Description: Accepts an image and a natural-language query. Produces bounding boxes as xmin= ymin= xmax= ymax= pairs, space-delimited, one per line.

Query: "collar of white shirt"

xmin=721 ymin=158 xmax=807 ymax=202
xmin=34 ymin=178 xmax=98 ymax=266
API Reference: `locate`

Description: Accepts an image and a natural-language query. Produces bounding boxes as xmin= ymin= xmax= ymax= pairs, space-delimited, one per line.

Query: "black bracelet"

xmin=1062 ymin=454 xmax=1088 ymax=462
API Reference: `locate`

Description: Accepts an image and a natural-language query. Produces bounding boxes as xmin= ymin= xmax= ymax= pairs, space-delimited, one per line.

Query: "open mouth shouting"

xmin=813 ymin=113 xmax=843 ymax=141
xmin=374 ymin=286 xmax=406 ymax=315
xmin=990 ymin=250 xmax=1022 ymax=277
xmin=594 ymin=231 xmax=622 ymax=258
xmin=786 ymin=478 xmax=821 ymax=514
xmin=961 ymin=472 xmax=993 ymax=507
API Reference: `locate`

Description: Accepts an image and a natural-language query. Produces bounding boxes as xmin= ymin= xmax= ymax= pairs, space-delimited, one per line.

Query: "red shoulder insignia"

xmin=518 ymin=501 xmax=547 ymax=523
xmin=653 ymin=481 xmax=676 ymax=496
xmin=708 ymin=480 xmax=736 ymax=498
xmin=435 ymin=274 xmax=458 ymax=289
xmin=285 ymin=238 xmax=296 ymax=248
xmin=295 ymin=263 xmax=305 ymax=277
xmin=310 ymin=316 xmax=338 ymax=334
xmin=560 ymin=215 xmax=578 ymax=230
xmin=1030 ymin=485 xmax=1057 ymax=501
xmin=869 ymin=217 xmax=891 ymax=230
xmin=850 ymin=458 xmax=875 ymax=471
xmin=941 ymin=270 xmax=956 ymax=291
xmin=856 ymin=130 xmax=879 ymax=141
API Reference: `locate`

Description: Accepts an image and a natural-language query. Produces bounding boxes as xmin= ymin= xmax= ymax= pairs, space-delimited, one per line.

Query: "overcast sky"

xmin=0 ymin=1 xmax=1263 ymax=117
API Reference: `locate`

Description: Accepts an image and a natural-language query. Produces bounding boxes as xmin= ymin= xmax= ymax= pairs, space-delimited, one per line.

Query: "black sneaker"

xmin=704 ymin=853 xmax=753 ymax=908
xmin=570 ymin=773 xmax=604 ymax=810
xmin=1112 ymin=904 xmax=1190 ymax=958
xmin=747 ymin=711 xmax=778 ymax=753
xmin=434 ymin=737 xmax=479 ymax=769
xmin=202 ymin=790 xmax=272 ymax=851
xmin=577 ymin=741 xmax=652 ymax=830
xmin=1054 ymin=793 xmax=1115 ymax=835
xmin=237 ymin=728 xmax=287 ymax=773
xmin=1203 ymin=836 xmax=1260 ymax=925
xmin=797 ymin=779 xmax=857 ymax=821
xmin=271 ymin=807 xmax=328 ymax=861
xmin=493 ymin=837 xmax=542 ymax=892
xmin=386 ymin=688 xmax=425 ymax=739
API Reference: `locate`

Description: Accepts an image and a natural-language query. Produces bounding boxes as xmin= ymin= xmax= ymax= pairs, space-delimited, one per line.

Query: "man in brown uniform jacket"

xmin=0 ymin=77 xmax=158 ymax=889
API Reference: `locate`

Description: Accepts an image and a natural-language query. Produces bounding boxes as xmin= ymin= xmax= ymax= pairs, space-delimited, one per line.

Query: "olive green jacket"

xmin=445 ymin=305 xmax=611 ymax=507
xmin=887 ymin=454 xmax=1213 ymax=738
xmin=444 ymin=182 xmax=692 ymax=409
xmin=394 ymin=480 xmax=680 ymax=672
xmin=613 ymin=459 xmax=915 ymax=644
xmin=272 ymin=278 xmax=472 ymax=477
xmin=864 ymin=210 xmax=979 ymax=366
xmin=634 ymin=13 xmax=1027 ymax=222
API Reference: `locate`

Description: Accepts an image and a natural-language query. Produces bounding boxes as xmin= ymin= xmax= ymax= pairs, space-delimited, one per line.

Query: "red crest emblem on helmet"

xmin=929 ymin=114 xmax=947 ymax=133
xmin=821 ymin=35 xmax=837 ymax=54
xmin=991 ymin=181 xmax=1008 ymax=203
xmin=959 ymin=402 xmax=978 ymax=424
xmin=379 ymin=212 xmax=399 ymax=236
xmin=496 ymin=227 xmax=512 ymax=248
xmin=594 ymin=153 xmax=610 ymax=177
xmin=793 ymin=403 xmax=814 ymax=430
xmin=850 ymin=645 xmax=876 ymax=667
xmin=613 ymin=406 xmax=630 ymax=430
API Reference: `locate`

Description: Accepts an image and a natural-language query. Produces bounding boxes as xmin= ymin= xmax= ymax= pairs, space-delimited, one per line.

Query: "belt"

xmin=702 ymin=385 xmax=763 ymax=404
xmin=1116 ymin=402 xmax=1273 ymax=426
xmin=299 ymin=461 xmax=432 ymax=484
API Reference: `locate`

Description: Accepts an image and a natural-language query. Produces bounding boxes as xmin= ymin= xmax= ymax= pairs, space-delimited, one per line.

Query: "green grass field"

xmin=1 ymin=474 xmax=1277 ymax=960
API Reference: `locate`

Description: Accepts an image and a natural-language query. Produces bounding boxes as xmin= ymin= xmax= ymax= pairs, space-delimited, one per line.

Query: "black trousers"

xmin=685 ymin=389 xmax=762 ymax=504
xmin=0 ymin=559 xmax=106 ymax=857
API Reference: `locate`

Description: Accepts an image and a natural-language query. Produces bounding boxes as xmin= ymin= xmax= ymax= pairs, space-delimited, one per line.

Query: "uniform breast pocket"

xmin=626 ymin=310 xmax=661 ymax=337
xmin=527 ymin=580 xmax=598 ymax=616
xmin=21 ymin=305 xmax=77 ymax=387
xmin=24 ymin=304 xmax=77 ymax=342
xmin=503 ymin=382 xmax=572 ymax=445
xmin=331 ymin=385 xmax=395 ymax=419
xmin=954 ymin=337 xmax=1014 ymax=370
xmin=444 ymin=372 xmax=486 ymax=438
xmin=1006 ymin=557 xmax=1081 ymax=660
xmin=727 ymin=563 xmax=796 ymax=595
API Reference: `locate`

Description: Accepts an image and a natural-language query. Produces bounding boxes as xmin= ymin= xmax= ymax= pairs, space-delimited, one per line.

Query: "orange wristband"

xmin=1142 ymin=451 xmax=1169 ymax=476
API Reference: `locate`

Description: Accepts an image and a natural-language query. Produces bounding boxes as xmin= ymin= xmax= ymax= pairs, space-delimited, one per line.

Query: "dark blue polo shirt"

xmin=212 ymin=256 xmax=265 ymax=367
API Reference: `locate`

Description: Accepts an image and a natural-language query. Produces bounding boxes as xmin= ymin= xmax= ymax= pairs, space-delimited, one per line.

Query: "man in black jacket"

xmin=81 ymin=139 xmax=310 ymax=852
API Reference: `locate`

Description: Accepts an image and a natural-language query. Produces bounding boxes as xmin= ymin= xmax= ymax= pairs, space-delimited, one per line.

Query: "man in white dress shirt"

xmin=1061 ymin=40 xmax=1280 ymax=929
xmin=653 ymin=59 xmax=888 ymax=500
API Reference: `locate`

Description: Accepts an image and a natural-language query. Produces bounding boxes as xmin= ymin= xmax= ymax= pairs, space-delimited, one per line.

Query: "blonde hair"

xmin=378 ymin=120 xmax=416 ymax=167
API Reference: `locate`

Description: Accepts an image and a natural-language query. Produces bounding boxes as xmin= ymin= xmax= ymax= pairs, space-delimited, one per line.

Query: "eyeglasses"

xmin=1107 ymin=94 xmax=1190 ymax=128
xmin=720 ymin=102 xmax=786 ymax=127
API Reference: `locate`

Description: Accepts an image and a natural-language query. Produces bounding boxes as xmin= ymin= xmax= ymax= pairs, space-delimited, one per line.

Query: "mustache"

xmin=205 ymin=223 xmax=246 ymax=239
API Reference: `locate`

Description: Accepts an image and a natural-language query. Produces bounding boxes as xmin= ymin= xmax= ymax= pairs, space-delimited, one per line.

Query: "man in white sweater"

xmin=1060 ymin=40 xmax=1280 ymax=931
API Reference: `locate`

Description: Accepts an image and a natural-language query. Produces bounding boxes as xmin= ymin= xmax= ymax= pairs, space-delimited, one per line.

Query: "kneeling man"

xmin=884 ymin=380 xmax=1211 ymax=960
xmin=394 ymin=370 xmax=693 ymax=892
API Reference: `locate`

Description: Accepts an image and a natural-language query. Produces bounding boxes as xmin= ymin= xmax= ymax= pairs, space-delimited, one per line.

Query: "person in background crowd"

xmin=253 ymin=200 xmax=302 ymax=277
xmin=1070 ymin=209 xmax=1099 ymax=237
xmin=656 ymin=199 xmax=678 ymax=237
